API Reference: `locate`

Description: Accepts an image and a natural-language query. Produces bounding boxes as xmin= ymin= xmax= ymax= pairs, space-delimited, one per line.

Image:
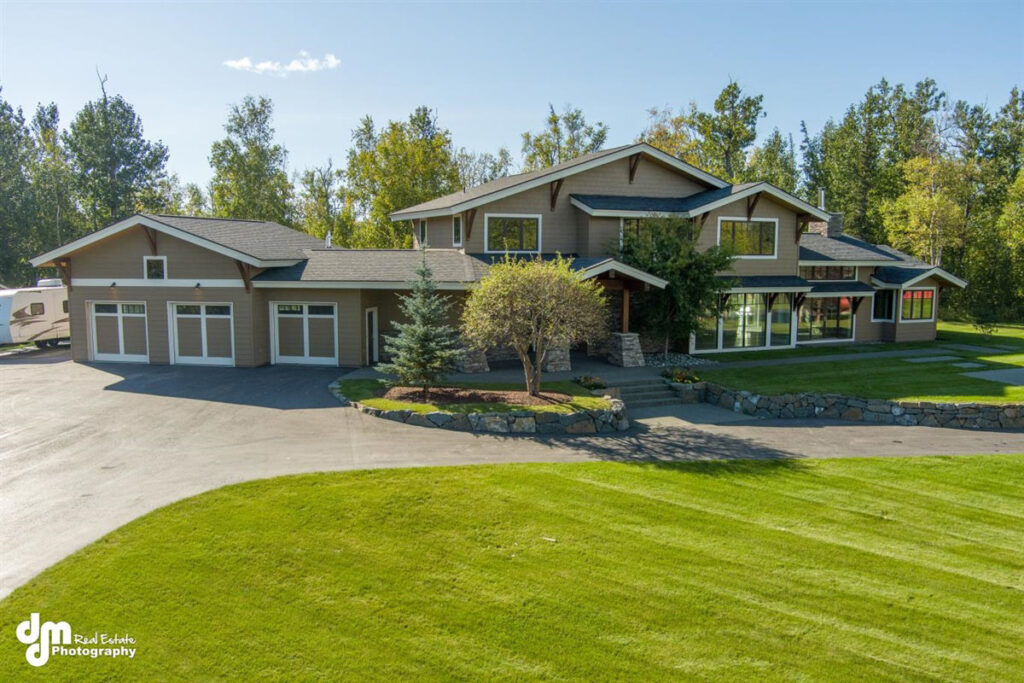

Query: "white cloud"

xmin=223 ymin=51 xmax=340 ymax=76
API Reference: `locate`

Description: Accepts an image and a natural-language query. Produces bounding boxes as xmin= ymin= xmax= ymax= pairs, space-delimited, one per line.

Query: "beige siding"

xmin=70 ymin=286 xmax=257 ymax=365
xmin=584 ymin=217 xmax=622 ymax=258
xmin=255 ymin=289 xmax=362 ymax=366
xmin=695 ymin=196 xmax=801 ymax=276
xmin=854 ymin=267 xmax=887 ymax=342
xmin=70 ymin=225 xmax=242 ymax=279
xmin=459 ymin=156 xmax=711 ymax=254
xmin=893 ymin=277 xmax=941 ymax=342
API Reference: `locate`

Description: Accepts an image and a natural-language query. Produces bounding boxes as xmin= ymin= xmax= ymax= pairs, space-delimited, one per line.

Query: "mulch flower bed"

xmin=380 ymin=386 xmax=574 ymax=407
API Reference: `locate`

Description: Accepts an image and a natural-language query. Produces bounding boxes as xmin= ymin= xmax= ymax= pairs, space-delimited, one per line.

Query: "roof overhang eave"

xmin=30 ymin=214 xmax=272 ymax=268
xmin=389 ymin=144 xmax=731 ymax=221
xmin=578 ymin=259 xmax=668 ymax=289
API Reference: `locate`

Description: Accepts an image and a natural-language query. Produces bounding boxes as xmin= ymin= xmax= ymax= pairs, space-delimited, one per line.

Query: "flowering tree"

xmin=461 ymin=256 xmax=607 ymax=396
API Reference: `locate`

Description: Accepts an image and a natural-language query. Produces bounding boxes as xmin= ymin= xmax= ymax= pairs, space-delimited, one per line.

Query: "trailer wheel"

xmin=34 ymin=341 xmax=48 ymax=349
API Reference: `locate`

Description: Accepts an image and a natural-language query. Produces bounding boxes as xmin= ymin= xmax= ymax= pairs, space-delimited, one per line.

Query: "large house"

xmin=31 ymin=142 xmax=965 ymax=370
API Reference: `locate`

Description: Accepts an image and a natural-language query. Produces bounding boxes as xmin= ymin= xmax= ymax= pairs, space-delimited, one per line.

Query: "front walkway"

xmin=3 ymin=349 xmax=1023 ymax=598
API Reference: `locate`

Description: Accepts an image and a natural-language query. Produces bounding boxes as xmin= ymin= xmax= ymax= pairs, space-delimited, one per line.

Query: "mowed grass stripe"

xmin=1 ymin=458 xmax=1022 ymax=681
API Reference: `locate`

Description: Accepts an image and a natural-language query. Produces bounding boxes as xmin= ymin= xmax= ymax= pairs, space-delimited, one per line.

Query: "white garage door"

xmin=90 ymin=302 xmax=149 ymax=362
xmin=170 ymin=303 xmax=234 ymax=366
xmin=271 ymin=303 xmax=337 ymax=365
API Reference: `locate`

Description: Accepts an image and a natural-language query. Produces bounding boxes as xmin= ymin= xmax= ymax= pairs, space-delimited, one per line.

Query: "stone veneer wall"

xmin=329 ymin=381 xmax=629 ymax=434
xmin=671 ymin=381 xmax=1024 ymax=431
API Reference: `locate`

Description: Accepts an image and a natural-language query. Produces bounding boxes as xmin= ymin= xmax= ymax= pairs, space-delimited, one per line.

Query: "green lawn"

xmin=336 ymin=378 xmax=609 ymax=414
xmin=2 ymin=458 xmax=1022 ymax=680
xmin=701 ymin=321 xmax=1024 ymax=404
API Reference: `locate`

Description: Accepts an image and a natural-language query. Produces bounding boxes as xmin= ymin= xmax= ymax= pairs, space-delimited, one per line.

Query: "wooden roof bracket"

xmin=235 ymin=260 xmax=252 ymax=293
xmin=794 ymin=293 xmax=807 ymax=309
xmin=767 ymin=291 xmax=778 ymax=309
xmin=795 ymin=214 xmax=811 ymax=242
xmin=747 ymin=192 xmax=762 ymax=220
xmin=142 ymin=226 xmax=158 ymax=255
xmin=550 ymin=179 xmax=564 ymax=211
xmin=57 ymin=258 xmax=72 ymax=291
xmin=698 ymin=212 xmax=710 ymax=231
xmin=628 ymin=153 xmax=641 ymax=183
xmin=851 ymin=296 xmax=865 ymax=314
xmin=465 ymin=209 xmax=476 ymax=242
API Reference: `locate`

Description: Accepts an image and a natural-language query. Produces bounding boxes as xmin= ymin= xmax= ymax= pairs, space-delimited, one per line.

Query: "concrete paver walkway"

xmin=2 ymin=348 xmax=1022 ymax=599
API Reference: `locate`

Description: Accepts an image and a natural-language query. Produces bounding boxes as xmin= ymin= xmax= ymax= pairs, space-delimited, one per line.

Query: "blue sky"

xmin=1 ymin=1 xmax=1021 ymax=187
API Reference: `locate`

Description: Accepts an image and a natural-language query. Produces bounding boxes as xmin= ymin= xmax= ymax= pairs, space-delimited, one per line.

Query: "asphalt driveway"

xmin=2 ymin=348 xmax=1023 ymax=598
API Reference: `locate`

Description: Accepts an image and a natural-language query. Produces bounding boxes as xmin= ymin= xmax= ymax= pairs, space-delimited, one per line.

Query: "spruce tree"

xmin=378 ymin=252 xmax=461 ymax=398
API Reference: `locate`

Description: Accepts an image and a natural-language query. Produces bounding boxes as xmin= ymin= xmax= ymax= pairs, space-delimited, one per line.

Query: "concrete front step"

xmin=626 ymin=397 xmax=683 ymax=409
xmin=619 ymin=389 xmax=677 ymax=400
xmin=613 ymin=379 xmax=670 ymax=389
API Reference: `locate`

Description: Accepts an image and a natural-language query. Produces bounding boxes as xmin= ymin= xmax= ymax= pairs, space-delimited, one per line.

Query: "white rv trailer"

xmin=0 ymin=280 xmax=70 ymax=348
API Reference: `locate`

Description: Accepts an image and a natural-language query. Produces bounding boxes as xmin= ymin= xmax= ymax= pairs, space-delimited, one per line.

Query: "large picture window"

xmin=901 ymin=289 xmax=934 ymax=321
xmin=798 ymin=297 xmax=853 ymax=341
xmin=485 ymin=215 xmax=540 ymax=253
xmin=623 ymin=217 xmax=694 ymax=244
xmin=719 ymin=219 xmax=776 ymax=257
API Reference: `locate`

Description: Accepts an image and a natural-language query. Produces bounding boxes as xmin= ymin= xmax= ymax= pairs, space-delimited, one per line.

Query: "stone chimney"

xmin=806 ymin=213 xmax=844 ymax=238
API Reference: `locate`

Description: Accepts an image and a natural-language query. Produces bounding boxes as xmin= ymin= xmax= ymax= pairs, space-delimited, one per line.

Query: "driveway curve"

xmin=2 ymin=348 xmax=1023 ymax=598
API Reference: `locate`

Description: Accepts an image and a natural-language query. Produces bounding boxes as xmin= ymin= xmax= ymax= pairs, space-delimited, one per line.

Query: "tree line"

xmin=1 ymin=77 xmax=1020 ymax=321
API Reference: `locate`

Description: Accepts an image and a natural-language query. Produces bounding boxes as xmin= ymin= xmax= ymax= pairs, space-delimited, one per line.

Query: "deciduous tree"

xmin=64 ymin=76 xmax=169 ymax=229
xmin=461 ymin=256 xmax=607 ymax=396
xmin=521 ymin=105 xmax=608 ymax=171
xmin=619 ymin=217 xmax=734 ymax=356
xmin=209 ymin=95 xmax=293 ymax=224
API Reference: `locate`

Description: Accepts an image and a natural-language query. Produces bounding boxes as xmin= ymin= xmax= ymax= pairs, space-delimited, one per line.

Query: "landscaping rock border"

xmin=673 ymin=380 xmax=1024 ymax=431
xmin=328 ymin=381 xmax=630 ymax=434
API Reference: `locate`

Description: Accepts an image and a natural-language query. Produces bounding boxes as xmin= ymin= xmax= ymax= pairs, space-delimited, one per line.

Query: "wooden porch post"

xmin=621 ymin=287 xmax=630 ymax=333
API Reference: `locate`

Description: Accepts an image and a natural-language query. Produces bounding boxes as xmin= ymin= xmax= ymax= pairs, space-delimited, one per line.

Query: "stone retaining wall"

xmin=692 ymin=381 xmax=1024 ymax=431
xmin=329 ymin=382 xmax=629 ymax=434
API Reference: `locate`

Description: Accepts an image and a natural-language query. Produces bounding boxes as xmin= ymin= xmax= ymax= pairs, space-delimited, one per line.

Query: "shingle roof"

xmin=254 ymin=249 xmax=490 ymax=284
xmin=570 ymin=185 xmax=759 ymax=214
xmin=391 ymin=146 xmax=636 ymax=216
xmin=798 ymin=233 xmax=902 ymax=263
xmin=808 ymin=281 xmax=876 ymax=294
xmin=144 ymin=214 xmax=322 ymax=261
xmin=872 ymin=265 xmax=935 ymax=285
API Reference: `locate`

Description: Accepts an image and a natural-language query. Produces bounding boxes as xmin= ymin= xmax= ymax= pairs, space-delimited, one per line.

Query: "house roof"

xmin=31 ymin=213 xmax=321 ymax=268
xmin=798 ymin=233 xmax=902 ymax=264
xmin=141 ymin=215 xmax=321 ymax=261
xmin=719 ymin=275 xmax=812 ymax=293
xmin=389 ymin=143 xmax=730 ymax=220
xmin=253 ymin=250 xmax=668 ymax=290
xmin=253 ymin=249 xmax=490 ymax=288
xmin=569 ymin=181 xmax=831 ymax=221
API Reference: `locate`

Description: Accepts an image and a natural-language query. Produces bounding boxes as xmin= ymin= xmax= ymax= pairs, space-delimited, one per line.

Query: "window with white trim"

xmin=719 ymin=219 xmax=776 ymax=257
xmin=872 ymin=290 xmax=895 ymax=321
xmin=417 ymin=220 xmax=428 ymax=246
xmin=485 ymin=215 xmax=540 ymax=253
xmin=901 ymin=289 xmax=934 ymax=321
xmin=144 ymin=256 xmax=166 ymax=280
xmin=452 ymin=215 xmax=463 ymax=247
xmin=799 ymin=266 xmax=855 ymax=281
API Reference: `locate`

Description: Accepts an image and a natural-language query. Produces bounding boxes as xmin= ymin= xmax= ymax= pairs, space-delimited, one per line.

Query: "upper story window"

xmin=452 ymin=215 xmax=463 ymax=247
xmin=623 ymin=217 xmax=694 ymax=244
xmin=901 ymin=289 xmax=935 ymax=321
xmin=718 ymin=219 xmax=777 ymax=258
xmin=799 ymin=266 xmax=856 ymax=281
xmin=144 ymin=256 xmax=166 ymax=280
xmin=485 ymin=214 xmax=541 ymax=253
xmin=417 ymin=220 xmax=428 ymax=246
